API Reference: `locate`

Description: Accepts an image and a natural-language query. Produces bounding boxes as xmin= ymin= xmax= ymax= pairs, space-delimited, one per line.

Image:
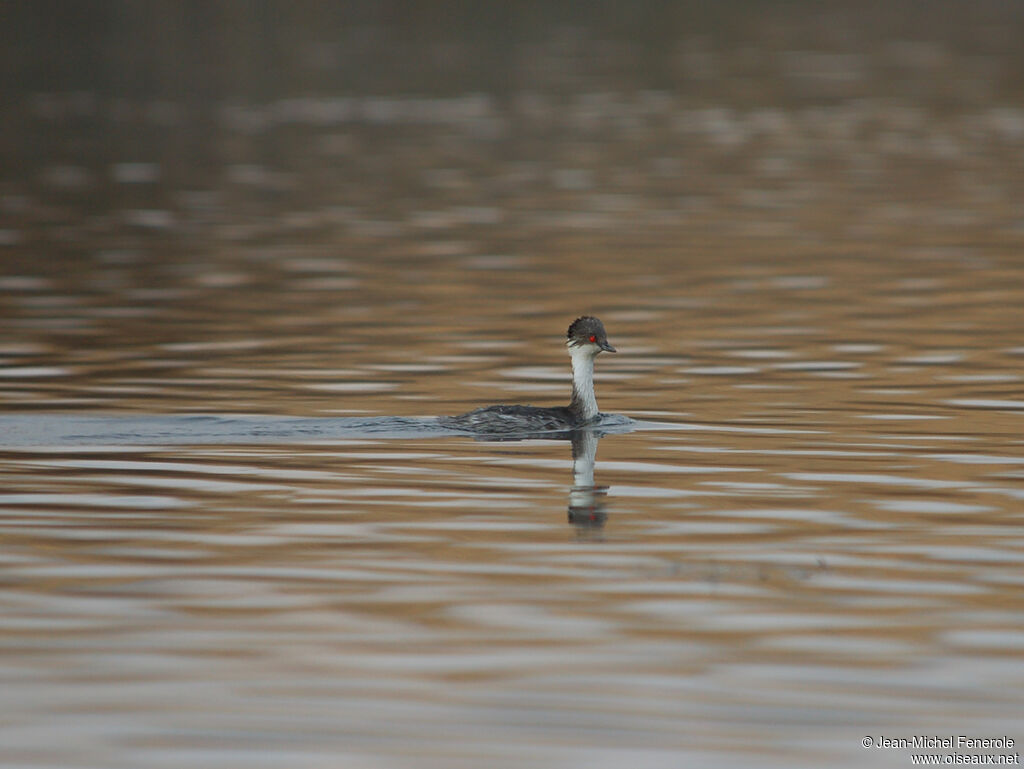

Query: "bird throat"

xmin=568 ymin=345 xmax=598 ymax=420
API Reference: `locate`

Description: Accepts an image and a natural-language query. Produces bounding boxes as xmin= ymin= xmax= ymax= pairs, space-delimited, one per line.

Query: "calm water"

xmin=3 ymin=5 xmax=1024 ymax=768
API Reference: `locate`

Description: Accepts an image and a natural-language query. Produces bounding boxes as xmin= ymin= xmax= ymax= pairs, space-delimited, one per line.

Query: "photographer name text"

xmin=870 ymin=737 xmax=1014 ymax=751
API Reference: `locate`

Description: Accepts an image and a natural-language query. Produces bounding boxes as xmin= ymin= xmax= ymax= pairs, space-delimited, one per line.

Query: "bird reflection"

xmin=566 ymin=428 xmax=609 ymax=537
xmin=463 ymin=425 xmax=616 ymax=537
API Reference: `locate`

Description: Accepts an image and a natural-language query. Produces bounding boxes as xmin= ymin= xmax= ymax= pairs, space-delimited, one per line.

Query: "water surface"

xmin=3 ymin=4 xmax=1024 ymax=768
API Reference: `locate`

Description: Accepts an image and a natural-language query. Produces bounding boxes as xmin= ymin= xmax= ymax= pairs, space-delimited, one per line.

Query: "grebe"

xmin=440 ymin=316 xmax=617 ymax=433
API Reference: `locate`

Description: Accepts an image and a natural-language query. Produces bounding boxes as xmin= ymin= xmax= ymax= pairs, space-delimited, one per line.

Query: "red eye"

xmin=589 ymin=335 xmax=596 ymax=343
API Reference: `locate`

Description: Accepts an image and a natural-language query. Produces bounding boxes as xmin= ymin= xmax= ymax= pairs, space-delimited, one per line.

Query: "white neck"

xmin=568 ymin=344 xmax=599 ymax=420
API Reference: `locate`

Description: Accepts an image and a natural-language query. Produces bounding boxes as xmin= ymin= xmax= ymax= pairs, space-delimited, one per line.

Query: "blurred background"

xmin=3 ymin=4 xmax=1024 ymax=769
xmin=2 ymin=2 xmax=1023 ymax=417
